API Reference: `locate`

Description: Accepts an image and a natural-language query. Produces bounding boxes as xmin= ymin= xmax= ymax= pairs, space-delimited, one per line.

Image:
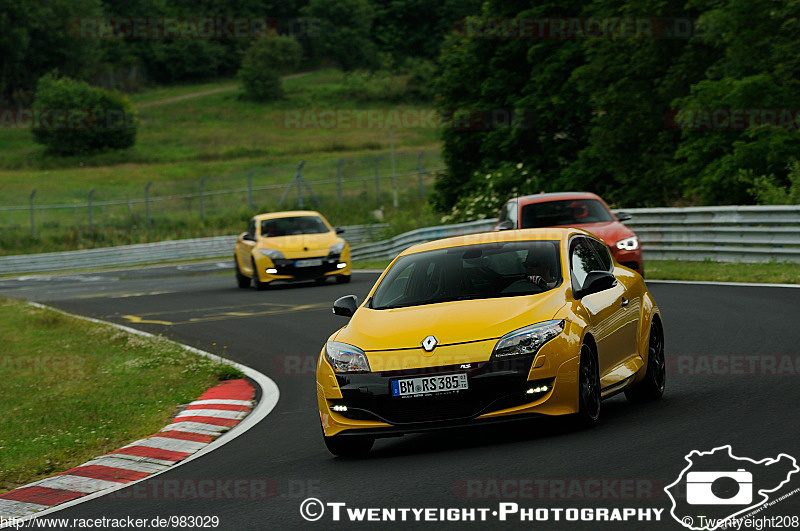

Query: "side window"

xmin=498 ymin=201 xmax=518 ymax=227
xmin=507 ymin=202 xmax=518 ymax=227
xmin=570 ymin=237 xmax=604 ymax=288
xmin=588 ymin=238 xmax=613 ymax=271
xmin=247 ymin=219 xmax=256 ymax=237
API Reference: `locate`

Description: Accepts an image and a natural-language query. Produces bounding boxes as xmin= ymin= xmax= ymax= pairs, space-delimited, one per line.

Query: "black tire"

xmin=323 ymin=434 xmax=374 ymax=458
xmin=235 ymin=256 xmax=251 ymax=289
xmin=575 ymin=343 xmax=601 ymax=428
xmin=315 ymin=277 xmax=328 ymax=285
xmin=336 ymin=274 xmax=351 ymax=284
xmin=251 ymin=259 xmax=268 ymax=291
xmin=625 ymin=319 xmax=665 ymax=403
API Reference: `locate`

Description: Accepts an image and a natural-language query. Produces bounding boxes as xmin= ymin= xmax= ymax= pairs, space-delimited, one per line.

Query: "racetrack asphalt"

xmin=1 ymin=261 xmax=799 ymax=529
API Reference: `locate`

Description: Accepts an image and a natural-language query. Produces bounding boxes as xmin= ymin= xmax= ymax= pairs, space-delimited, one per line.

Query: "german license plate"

xmin=294 ymin=259 xmax=323 ymax=268
xmin=391 ymin=374 xmax=468 ymax=397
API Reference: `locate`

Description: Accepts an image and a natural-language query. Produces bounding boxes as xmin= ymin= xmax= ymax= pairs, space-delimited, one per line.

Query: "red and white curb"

xmin=0 ymin=303 xmax=279 ymax=526
xmin=0 ymin=379 xmax=254 ymax=519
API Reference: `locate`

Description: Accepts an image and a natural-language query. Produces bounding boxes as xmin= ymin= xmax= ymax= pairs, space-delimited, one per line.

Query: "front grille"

xmin=334 ymin=356 xmax=538 ymax=425
xmin=272 ymin=255 xmax=339 ymax=278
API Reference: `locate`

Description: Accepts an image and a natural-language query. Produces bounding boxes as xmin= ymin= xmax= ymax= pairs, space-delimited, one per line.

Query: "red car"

xmin=495 ymin=192 xmax=643 ymax=275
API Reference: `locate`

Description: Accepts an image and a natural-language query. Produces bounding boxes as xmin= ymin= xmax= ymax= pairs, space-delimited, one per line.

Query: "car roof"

xmin=510 ymin=191 xmax=604 ymax=204
xmin=400 ymin=227 xmax=591 ymax=256
xmin=252 ymin=210 xmax=324 ymax=221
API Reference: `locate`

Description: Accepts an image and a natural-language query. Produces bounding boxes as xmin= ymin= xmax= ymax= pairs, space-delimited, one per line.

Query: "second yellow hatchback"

xmin=234 ymin=210 xmax=351 ymax=289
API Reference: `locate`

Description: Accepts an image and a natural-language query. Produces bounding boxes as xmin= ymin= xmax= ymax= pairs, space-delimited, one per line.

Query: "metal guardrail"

xmin=350 ymin=219 xmax=496 ymax=262
xmin=2 ymin=205 xmax=799 ymax=275
xmin=0 ymin=224 xmax=387 ymax=274
xmin=622 ymin=205 xmax=800 ymax=263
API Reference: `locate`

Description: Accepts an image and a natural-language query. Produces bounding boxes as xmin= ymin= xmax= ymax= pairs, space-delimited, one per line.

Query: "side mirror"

xmin=332 ymin=295 xmax=358 ymax=317
xmin=241 ymin=232 xmax=255 ymax=242
xmin=335 ymin=227 xmax=345 ymax=235
xmin=496 ymin=220 xmax=515 ymax=231
xmin=575 ymin=271 xmax=617 ymax=299
xmin=616 ymin=211 xmax=632 ymax=222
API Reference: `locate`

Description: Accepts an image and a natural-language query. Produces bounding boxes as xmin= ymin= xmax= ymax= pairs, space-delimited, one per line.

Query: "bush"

xmin=31 ymin=73 xmax=137 ymax=155
xmin=239 ymin=33 xmax=303 ymax=102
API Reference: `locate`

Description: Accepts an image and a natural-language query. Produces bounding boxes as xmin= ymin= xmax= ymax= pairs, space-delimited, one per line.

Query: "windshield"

xmin=260 ymin=216 xmax=329 ymax=237
xmin=370 ymin=241 xmax=561 ymax=310
xmin=520 ymin=199 xmax=613 ymax=228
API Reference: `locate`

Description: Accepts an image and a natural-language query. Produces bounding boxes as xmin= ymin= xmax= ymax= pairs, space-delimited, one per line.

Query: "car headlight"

xmin=329 ymin=241 xmax=345 ymax=255
xmin=615 ymin=236 xmax=639 ymax=251
xmin=259 ymin=248 xmax=284 ymax=259
xmin=325 ymin=341 xmax=371 ymax=373
xmin=493 ymin=320 xmax=565 ymax=359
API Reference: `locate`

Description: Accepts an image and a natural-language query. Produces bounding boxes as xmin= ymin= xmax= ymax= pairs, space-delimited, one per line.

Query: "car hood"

xmin=259 ymin=232 xmax=338 ymax=254
xmin=569 ymin=221 xmax=634 ymax=245
xmin=335 ymin=289 xmax=566 ymax=351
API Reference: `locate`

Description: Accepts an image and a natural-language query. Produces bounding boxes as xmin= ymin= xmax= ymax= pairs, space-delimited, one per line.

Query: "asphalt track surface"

xmin=2 ymin=261 xmax=799 ymax=530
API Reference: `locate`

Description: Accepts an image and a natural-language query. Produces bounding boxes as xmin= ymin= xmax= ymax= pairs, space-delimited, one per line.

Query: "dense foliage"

xmin=32 ymin=73 xmax=138 ymax=155
xmin=433 ymin=0 xmax=800 ymax=211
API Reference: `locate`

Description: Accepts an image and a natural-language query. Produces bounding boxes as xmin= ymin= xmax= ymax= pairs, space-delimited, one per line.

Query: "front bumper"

xmin=318 ymin=352 xmax=580 ymax=438
xmin=254 ymin=253 xmax=351 ymax=283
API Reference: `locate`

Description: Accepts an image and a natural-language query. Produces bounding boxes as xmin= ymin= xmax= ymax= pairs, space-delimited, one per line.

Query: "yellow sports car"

xmin=317 ymin=228 xmax=664 ymax=456
xmin=234 ymin=210 xmax=351 ymax=289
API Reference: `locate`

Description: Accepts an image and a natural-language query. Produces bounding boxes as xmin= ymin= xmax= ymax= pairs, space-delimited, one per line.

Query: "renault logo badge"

xmin=421 ymin=335 xmax=438 ymax=352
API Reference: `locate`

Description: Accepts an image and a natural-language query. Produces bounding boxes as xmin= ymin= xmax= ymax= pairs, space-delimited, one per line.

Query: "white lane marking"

xmin=122 ymin=437 xmax=208 ymax=454
xmin=188 ymin=399 xmax=253 ymax=407
xmin=27 ymin=475 xmax=121 ymax=494
xmin=646 ymin=279 xmax=800 ymax=289
xmin=163 ymin=421 xmax=230 ymax=436
xmin=0 ymin=500 xmax=51 ymax=517
xmin=14 ymin=303 xmax=279 ymax=524
xmin=79 ymin=457 xmax=169 ymax=474
xmin=175 ymin=409 xmax=247 ymax=420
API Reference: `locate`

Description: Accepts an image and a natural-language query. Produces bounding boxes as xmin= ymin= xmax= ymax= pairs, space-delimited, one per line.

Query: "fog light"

xmin=331 ymin=405 xmax=348 ymax=412
xmin=266 ymin=268 xmax=278 ymax=274
xmin=336 ymin=263 xmax=347 ymax=269
xmin=526 ymin=385 xmax=549 ymax=394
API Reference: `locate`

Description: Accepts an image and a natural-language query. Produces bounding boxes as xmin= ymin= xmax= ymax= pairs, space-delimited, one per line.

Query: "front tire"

xmin=336 ymin=274 xmax=351 ymax=284
xmin=625 ymin=319 xmax=665 ymax=403
xmin=235 ymin=256 xmax=251 ymax=289
xmin=324 ymin=434 xmax=374 ymax=458
xmin=575 ymin=343 xmax=601 ymax=428
xmin=252 ymin=259 xmax=268 ymax=291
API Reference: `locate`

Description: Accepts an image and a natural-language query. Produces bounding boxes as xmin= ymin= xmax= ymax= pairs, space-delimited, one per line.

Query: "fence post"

xmin=247 ymin=170 xmax=254 ymax=210
xmin=145 ymin=182 xmax=152 ymax=228
xmin=374 ymin=155 xmax=383 ymax=204
xmin=296 ymin=161 xmax=305 ymax=209
xmin=336 ymin=159 xmax=344 ymax=202
xmin=417 ymin=151 xmax=425 ymax=199
xmin=199 ymin=176 xmax=207 ymax=220
xmin=88 ymin=188 xmax=96 ymax=230
xmin=390 ymin=128 xmax=398 ymax=208
xmin=29 ymin=189 xmax=36 ymax=237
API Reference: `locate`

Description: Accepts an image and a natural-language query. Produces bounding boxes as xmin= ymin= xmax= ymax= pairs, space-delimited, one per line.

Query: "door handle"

xmin=621 ymin=298 xmax=629 ymax=308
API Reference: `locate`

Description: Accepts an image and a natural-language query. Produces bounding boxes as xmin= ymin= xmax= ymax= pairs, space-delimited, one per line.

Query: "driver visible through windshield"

xmin=371 ymin=241 xmax=561 ymax=310
xmin=261 ymin=216 xmax=329 ymax=237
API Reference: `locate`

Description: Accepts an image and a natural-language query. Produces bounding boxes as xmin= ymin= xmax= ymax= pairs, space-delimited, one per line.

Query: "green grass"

xmin=645 ymin=259 xmax=800 ymax=284
xmin=0 ymin=68 xmax=444 ymax=255
xmin=0 ymin=297 xmax=242 ymax=493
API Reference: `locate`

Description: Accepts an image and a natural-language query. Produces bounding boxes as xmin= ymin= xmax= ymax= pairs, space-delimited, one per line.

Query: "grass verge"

xmin=644 ymin=259 xmax=800 ymax=284
xmin=0 ymin=297 xmax=242 ymax=493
